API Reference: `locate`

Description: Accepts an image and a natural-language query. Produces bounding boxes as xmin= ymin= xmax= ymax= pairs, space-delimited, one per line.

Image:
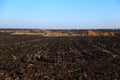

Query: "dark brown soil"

xmin=0 ymin=34 xmax=120 ymax=80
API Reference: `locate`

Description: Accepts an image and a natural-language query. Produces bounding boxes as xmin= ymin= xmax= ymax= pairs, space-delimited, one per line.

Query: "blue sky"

xmin=0 ymin=0 xmax=120 ymax=29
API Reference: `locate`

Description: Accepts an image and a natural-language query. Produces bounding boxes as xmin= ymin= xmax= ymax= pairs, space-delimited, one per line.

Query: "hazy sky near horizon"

xmin=0 ymin=0 xmax=120 ymax=29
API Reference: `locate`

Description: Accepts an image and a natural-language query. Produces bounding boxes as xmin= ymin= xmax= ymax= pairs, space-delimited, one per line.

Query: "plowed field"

xmin=0 ymin=35 xmax=120 ymax=80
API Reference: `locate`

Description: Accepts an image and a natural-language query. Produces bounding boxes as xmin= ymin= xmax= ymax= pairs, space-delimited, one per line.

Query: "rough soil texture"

xmin=0 ymin=35 xmax=120 ymax=80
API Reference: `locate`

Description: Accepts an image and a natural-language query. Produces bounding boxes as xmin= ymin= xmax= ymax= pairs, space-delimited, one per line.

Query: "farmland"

xmin=0 ymin=33 xmax=120 ymax=79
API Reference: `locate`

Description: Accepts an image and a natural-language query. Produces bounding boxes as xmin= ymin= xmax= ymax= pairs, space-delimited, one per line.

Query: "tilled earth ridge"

xmin=0 ymin=35 xmax=120 ymax=80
